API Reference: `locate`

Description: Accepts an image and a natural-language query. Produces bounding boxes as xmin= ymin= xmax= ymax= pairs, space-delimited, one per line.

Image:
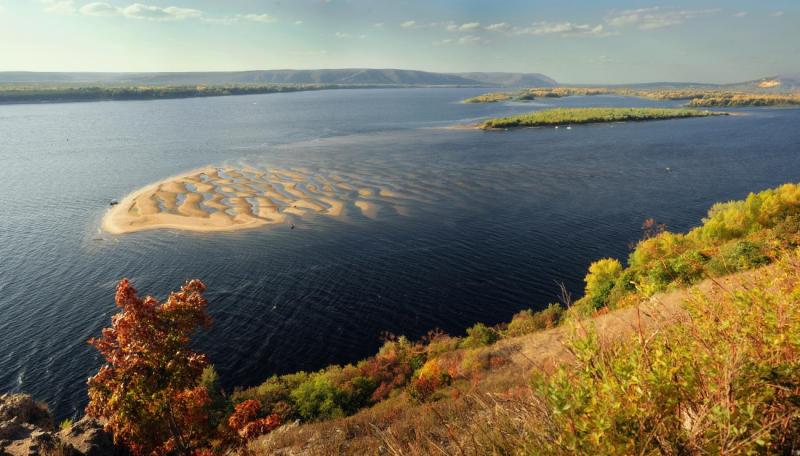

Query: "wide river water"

xmin=1 ymin=88 xmax=799 ymax=419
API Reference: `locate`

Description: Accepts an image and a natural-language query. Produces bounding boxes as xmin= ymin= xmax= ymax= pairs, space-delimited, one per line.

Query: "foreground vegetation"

xmin=480 ymin=107 xmax=722 ymax=129
xmin=524 ymin=257 xmax=800 ymax=454
xmin=287 ymin=254 xmax=799 ymax=455
xmin=465 ymin=86 xmax=800 ymax=107
xmin=73 ymin=181 xmax=800 ymax=454
xmin=0 ymin=83 xmax=379 ymax=104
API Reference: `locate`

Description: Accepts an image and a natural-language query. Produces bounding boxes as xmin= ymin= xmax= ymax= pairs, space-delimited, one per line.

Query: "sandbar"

xmin=102 ymin=165 xmax=400 ymax=234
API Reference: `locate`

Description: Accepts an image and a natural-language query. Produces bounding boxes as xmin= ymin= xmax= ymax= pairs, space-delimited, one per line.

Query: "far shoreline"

xmin=0 ymin=84 xmax=488 ymax=107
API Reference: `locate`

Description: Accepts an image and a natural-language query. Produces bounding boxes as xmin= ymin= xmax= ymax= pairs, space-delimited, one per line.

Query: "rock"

xmin=0 ymin=394 xmax=121 ymax=456
xmin=57 ymin=417 xmax=118 ymax=456
xmin=0 ymin=395 xmax=53 ymax=431
xmin=0 ymin=419 xmax=25 ymax=440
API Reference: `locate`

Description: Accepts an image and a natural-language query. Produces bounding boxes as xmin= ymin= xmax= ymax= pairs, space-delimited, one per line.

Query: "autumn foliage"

xmin=226 ymin=399 xmax=281 ymax=440
xmin=87 ymin=279 xmax=213 ymax=455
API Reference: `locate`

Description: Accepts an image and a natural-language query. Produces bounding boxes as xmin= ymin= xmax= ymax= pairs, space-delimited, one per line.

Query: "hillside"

xmin=250 ymin=261 xmax=794 ymax=454
xmin=0 ymin=69 xmax=557 ymax=87
xmin=723 ymin=75 xmax=800 ymax=92
xmin=453 ymin=72 xmax=557 ymax=88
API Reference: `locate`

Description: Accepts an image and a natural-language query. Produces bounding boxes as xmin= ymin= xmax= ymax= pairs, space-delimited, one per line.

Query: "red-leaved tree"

xmin=227 ymin=399 xmax=281 ymax=441
xmin=87 ymin=279 xmax=213 ymax=455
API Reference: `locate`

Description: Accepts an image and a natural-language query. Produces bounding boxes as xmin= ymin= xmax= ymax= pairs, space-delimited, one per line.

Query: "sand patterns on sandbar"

xmin=103 ymin=166 xmax=411 ymax=233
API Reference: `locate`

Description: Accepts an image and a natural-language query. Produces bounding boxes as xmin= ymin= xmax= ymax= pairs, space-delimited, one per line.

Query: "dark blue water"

xmin=1 ymin=88 xmax=798 ymax=420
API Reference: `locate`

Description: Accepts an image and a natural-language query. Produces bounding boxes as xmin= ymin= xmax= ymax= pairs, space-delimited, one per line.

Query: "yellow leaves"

xmin=585 ymin=258 xmax=623 ymax=294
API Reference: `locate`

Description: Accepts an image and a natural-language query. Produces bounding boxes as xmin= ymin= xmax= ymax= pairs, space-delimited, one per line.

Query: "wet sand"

xmin=102 ymin=165 xmax=403 ymax=234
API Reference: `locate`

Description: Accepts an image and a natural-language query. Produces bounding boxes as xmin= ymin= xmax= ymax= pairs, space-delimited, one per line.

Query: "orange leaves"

xmin=240 ymin=415 xmax=281 ymax=439
xmin=228 ymin=400 xmax=260 ymax=431
xmin=227 ymin=399 xmax=281 ymax=441
xmin=87 ymin=278 xmax=213 ymax=456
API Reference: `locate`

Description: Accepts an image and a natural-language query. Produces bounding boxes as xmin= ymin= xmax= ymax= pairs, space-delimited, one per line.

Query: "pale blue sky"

xmin=0 ymin=0 xmax=797 ymax=83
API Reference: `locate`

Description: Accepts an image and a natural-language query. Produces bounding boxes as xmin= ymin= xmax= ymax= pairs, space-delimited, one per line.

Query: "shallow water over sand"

xmin=1 ymin=88 xmax=799 ymax=419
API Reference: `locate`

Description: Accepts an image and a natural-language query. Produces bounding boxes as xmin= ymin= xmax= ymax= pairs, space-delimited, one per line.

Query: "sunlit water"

xmin=1 ymin=88 xmax=799 ymax=419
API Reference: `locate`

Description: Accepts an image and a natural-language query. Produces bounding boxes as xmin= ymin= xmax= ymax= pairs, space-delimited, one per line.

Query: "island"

xmin=478 ymin=107 xmax=725 ymax=130
xmin=464 ymin=87 xmax=800 ymax=107
xmin=102 ymin=166 xmax=406 ymax=234
xmin=687 ymin=93 xmax=800 ymax=107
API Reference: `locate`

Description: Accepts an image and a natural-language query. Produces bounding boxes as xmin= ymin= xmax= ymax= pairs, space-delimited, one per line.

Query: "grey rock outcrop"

xmin=0 ymin=393 xmax=121 ymax=456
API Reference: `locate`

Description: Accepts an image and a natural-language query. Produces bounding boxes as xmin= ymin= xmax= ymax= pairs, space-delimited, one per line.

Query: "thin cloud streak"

xmin=606 ymin=7 xmax=719 ymax=30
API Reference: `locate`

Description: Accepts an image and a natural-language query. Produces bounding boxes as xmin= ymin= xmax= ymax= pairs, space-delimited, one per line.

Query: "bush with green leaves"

xmin=583 ymin=258 xmax=623 ymax=309
xmin=289 ymin=372 xmax=349 ymax=421
xmin=200 ymin=366 xmax=231 ymax=429
xmin=506 ymin=303 xmax=564 ymax=337
xmin=528 ymin=253 xmax=800 ymax=454
xmin=460 ymin=323 xmax=499 ymax=349
xmin=581 ymin=183 xmax=800 ymax=310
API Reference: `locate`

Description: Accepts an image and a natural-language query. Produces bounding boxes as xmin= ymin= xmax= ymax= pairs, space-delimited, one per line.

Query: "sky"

xmin=0 ymin=0 xmax=797 ymax=84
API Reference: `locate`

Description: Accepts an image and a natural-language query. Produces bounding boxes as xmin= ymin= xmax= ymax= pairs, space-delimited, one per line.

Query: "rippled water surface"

xmin=1 ymin=88 xmax=799 ymax=419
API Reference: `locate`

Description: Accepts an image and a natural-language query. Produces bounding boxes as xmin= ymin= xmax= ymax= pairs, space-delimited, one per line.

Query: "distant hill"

xmin=452 ymin=72 xmax=558 ymax=88
xmin=0 ymin=69 xmax=558 ymax=87
xmin=722 ymin=75 xmax=800 ymax=92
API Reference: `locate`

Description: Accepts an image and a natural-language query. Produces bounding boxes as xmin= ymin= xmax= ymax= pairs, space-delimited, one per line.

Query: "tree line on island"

xmin=464 ymin=86 xmax=800 ymax=107
xmin=479 ymin=107 xmax=724 ymax=129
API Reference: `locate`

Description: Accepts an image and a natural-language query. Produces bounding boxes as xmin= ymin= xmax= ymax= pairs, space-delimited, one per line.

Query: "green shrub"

xmin=583 ymin=258 xmax=623 ymax=309
xmin=461 ymin=323 xmax=499 ymax=349
xmin=231 ymin=371 xmax=310 ymax=420
xmin=707 ymin=240 xmax=770 ymax=275
xmin=506 ymin=303 xmax=564 ymax=337
xmin=289 ymin=372 xmax=348 ymax=421
xmin=605 ymin=269 xmax=637 ymax=308
xmin=426 ymin=334 xmax=461 ymax=357
xmin=200 ymin=365 xmax=229 ymax=428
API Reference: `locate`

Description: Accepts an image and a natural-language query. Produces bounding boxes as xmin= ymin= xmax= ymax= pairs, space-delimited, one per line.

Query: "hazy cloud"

xmin=434 ymin=35 xmax=488 ymax=46
xmin=75 ymin=2 xmax=277 ymax=24
xmin=79 ymin=2 xmax=118 ymax=16
xmin=485 ymin=22 xmax=510 ymax=32
xmin=458 ymin=35 xmax=487 ymax=45
xmin=734 ymin=11 xmax=748 ymax=18
xmin=400 ymin=20 xmax=416 ymax=28
xmin=446 ymin=21 xmax=480 ymax=32
xmin=121 ymin=3 xmax=202 ymax=21
xmin=335 ymin=32 xmax=366 ymax=39
xmin=294 ymin=20 xmax=303 ymax=25
xmin=513 ymin=22 xmax=613 ymax=37
xmin=606 ymin=7 xmax=718 ymax=30
xmin=41 ymin=0 xmax=76 ymax=15
xmin=373 ymin=22 xmax=384 ymax=28
xmin=241 ymin=13 xmax=275 ymax=23
xmin=771 ymin=11 xmax=784 ymax=17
